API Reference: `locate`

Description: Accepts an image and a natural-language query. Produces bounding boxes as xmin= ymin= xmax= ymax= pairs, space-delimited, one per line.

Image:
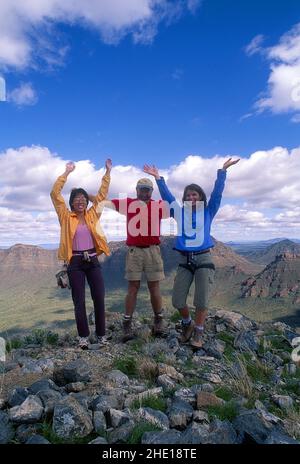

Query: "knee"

xmin=128 ymin=283 xmax=140 ymax=296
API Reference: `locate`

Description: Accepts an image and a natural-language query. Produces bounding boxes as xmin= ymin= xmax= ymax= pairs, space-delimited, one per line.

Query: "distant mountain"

xmin=242 ymin=239 xmax=300 ymax=265
xmin=241 ymin=252 xmax=300 ymax=304
xmin=225 ymin=238 xmax=300 ymax=256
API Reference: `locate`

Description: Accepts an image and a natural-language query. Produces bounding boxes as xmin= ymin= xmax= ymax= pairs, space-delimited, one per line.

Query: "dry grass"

xmin=137 ymin=358 xmax=158 ymax=383
xmin=283 ymin=408 xmax=300 ymax=440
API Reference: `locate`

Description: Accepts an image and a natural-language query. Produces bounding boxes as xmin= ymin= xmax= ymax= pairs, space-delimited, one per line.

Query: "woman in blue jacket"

xmin=143 ymin=158 xmax=239 ymax=348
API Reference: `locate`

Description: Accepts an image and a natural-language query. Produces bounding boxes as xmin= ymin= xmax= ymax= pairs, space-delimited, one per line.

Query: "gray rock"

xmin=234 ymin=330 xmax=258 ymax=352
xmin=206 ymin=419 xmax=238 ymax=444
xmin=68 ymin=392 xmax=91 ymax=410
xmin=2 ymin=361 xmax=19 ymax=372
xmin=158 ymin=364 xmax=183 ymax=381
xmin=53 ymin=359 xmax=92 ymax=386
xmin=286 ymin=363 xmax=297 ymax=376
xmin=180 ymin=422 xmax=210 ymax=444
xmin=216 ymin=310 xmax=253 ymax=331
xmin=9 ymin=396 xmax=44 ymax=424
xmin=29 ymin=379 xmax=60 ymax=395
xmin=89 ymin=437 xmax=108 ymax=444
xmin=141 ymin=430 xmax=182 ymax=444
xmin=91 ymin=395 xmax=122 ymax=413
xmin=0 ymin=411 xmax=15 ymax=444
xmin=271 ymin=395 xmax=294 ymax=411
xmin=137 ymin=407 xmax=169 ymax=430
xmin=65 ymin=382 xmax=86 ymax=393
xmin=108 ymin=420 xmax=136 ymax=444
xmin=20 ymin=360 xmax=43 ymax=374
xmin=193 ymin=410 xmax=209 ymax=423
xmin=15 ymin=423 xmax=44 ymax=443
xmin=265 ymin=430 xmax=299 ymax=444
xmin=0 ymin=399 xmax=6 ymax=409
xmin=106 ymin=370 xmax=130 ymax=387
xmin=173 ymin=388 xmax=196 ymax=407
xmin=37 ymin=389 xmax=63 ymax=417
xmin=36 ymin=358 xmax=55 ymax=372
xmin=168 ymin=399 xmax=194 ymax=430
xmin=93 ymin=411 xmax=107 ymax=434
xmin=7 ymin=386 xmax=29 ymax=407
xmin=203 ymin=339 xmax=226 ymax=359
xmin=200 ymin=383 xmax=214 ymax=393
xmin=108 ymin=408 xmax=131 ymax=428
xmin=203 ymin=373 xmax=222 ymax=384
xmin=233 ymin=410 xmax=274 ymax=444
xmin=25 ymin=434 xmax=51 ymax=444
xmin=52 ymin=396 xmax=93 ymax=439
xmin=157 ymin=375 xmax=177 ymax=390
xmin=167 ymin=337 xmax=180 ymax=353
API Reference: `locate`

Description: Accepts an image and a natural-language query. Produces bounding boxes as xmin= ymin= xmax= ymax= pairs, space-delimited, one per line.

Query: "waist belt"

xmin=72 ymin=248 xmax=96 ymax=262
xmin=175 ymin=248 xmax=211 ymax=256
xmin=177 ymin=250 xmax=215 ymax=275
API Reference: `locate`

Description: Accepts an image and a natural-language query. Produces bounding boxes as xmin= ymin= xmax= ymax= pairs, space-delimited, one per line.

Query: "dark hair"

xmin=182 ymin=183 xmax=207 ymax=207
xmin=69 ymin=188 xmax=89 ymax=211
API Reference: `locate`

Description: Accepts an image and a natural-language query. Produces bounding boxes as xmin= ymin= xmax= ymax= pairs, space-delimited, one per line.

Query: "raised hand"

xmin=105 ymin=158 xmax=112 ymax=172
xmin=222 ymin=158 xmax=240 ymax=170
xmin=65 ymin=162 xmax=76 ymax=175
xmin=143 ymin=164 xmax=160 ymax=180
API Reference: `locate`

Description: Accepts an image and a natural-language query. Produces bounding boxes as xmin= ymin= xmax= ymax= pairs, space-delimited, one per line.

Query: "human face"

xmin=184 ymin=189 xmax=202 ymax=206
xmin=72 ymin=194 xmax=88 ymax=213
xmin=136 ymin=187 xmax=153 ymax=203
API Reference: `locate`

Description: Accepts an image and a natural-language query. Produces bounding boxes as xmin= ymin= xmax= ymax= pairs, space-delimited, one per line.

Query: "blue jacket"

xmin=156 ymin=169 xmax=226 ymax=252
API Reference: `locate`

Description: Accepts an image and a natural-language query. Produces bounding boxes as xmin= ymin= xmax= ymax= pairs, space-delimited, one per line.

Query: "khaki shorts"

xmin=172 ymin=252 xmax=215 ymax=310
xmin=125 ymin=245 xmax=165 ymax=282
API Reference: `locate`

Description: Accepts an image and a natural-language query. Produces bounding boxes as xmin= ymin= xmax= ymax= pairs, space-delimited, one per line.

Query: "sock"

xmin=123 ymin=314 xmax=132 ymax=320
xmin=155 ymin=309 xmax=164 ymax=318
xmin=195 ymin=324 xmax=204 ymax=332
xmin=182 ymin=316 xmax=192 ymax=325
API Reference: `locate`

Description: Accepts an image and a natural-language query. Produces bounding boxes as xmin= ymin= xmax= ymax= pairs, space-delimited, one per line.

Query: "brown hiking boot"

xmin=180 ymin=320 xmax=195 ymax=343
xmin=121 ymin=317 xmax=135 ymax=343
xmin=190 ymin=328 xmax=204 ymax=349
xmin=152 ymin=312 xmax=167 ymax=337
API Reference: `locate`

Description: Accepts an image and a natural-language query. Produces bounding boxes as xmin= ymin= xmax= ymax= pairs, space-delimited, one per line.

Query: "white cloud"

xmin=247 ymin=23 xmax=300 ymax=117
xmin=245 ymin=34 xmax=265 ymax=56
xmin=8 ymin=82 xmax=38 ymax=106
xmin=0 ymin=0 xmax=201 ymax=71
xmin=1 ymin=144 xmax=300 ymax=244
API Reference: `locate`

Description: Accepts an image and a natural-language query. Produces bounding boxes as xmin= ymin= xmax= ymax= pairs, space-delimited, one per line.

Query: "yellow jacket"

xmin=50 ymin=173 xmax=111 ymax=262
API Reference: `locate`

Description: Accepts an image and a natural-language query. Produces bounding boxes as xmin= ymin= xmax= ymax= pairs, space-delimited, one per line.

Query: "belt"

xmin=129 ymin=245 xmax=159 ymax=249
xmin=175 ymin=248 xmax=211 ymax=256
xmin=72 ymin=248 xmax=97 ymax=261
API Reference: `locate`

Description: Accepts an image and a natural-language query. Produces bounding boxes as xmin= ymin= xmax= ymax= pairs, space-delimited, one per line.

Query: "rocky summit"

xmin=0 ymin=309 xmax=299 ymax=444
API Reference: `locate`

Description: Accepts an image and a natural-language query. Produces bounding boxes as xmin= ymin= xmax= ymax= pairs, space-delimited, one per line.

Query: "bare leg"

xmin=195 ymin=308 xmax=208 ymax=327
xmin=125 ymin=280 xmax=140 ymax=317
xmin=147 ymin=281 xmax=162 ymax=314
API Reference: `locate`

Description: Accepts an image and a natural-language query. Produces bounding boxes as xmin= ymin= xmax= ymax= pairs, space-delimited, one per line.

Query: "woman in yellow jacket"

xmin=50 ymin=159 xmax=112 ymax=349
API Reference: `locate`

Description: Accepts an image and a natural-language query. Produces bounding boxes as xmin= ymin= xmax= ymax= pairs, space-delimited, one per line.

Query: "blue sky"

xmin=0 ymin=0 xmax=300 ymax=244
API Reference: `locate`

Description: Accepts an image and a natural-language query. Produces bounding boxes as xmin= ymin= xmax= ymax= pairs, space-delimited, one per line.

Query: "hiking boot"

xmin=96 ymin=335 xmax=110 ymax=346
xmin=121 ymin=317 xmax=135 ymax=343
xmin=180 ymin=320 xmax=195 ymax=344
xmin=152 ymin=312 xmax=167 ymax=337
xmin=190 ymin=328 xmax=204 ymax=349
xmin=78 ymin=337 xmax=89 ymax=350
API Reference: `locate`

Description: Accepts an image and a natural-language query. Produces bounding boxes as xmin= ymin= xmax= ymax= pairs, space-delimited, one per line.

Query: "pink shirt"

xmin=72 ymin=224 xmax=95 ymax=253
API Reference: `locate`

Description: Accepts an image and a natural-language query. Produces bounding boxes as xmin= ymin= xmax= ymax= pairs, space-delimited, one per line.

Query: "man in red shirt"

xmin=96 ymin=178 xmax=168 ymax=342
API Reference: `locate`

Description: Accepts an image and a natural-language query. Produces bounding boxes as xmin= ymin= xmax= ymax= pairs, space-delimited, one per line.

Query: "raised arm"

xmin=208 ymin=157 xmax=240 ymax=219
xmin=90 ymin=159 xmax=112 ymax=217
xmin=50 ymin=162 xmax=75 ymax=223
xmin=143 ymin=164 xmax=176 ymax=204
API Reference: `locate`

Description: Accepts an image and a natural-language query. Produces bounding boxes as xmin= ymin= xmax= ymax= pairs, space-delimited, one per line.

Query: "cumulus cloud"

xmin=247 ymin=23 xmax=300 ymax=118
xmin=8 ymin=82 xmax=38 ymax=106
xmin=0 ymin=0 xmax=202 ymax=71
xmin=1 ymin=144 xmax=300 ymax=244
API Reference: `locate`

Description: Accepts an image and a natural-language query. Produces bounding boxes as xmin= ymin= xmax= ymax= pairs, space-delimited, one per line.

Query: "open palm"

xmin=223 ymin=157 xmax=240 ymax=170
xmin=143 ymin=164 xmax=160 ymax=179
